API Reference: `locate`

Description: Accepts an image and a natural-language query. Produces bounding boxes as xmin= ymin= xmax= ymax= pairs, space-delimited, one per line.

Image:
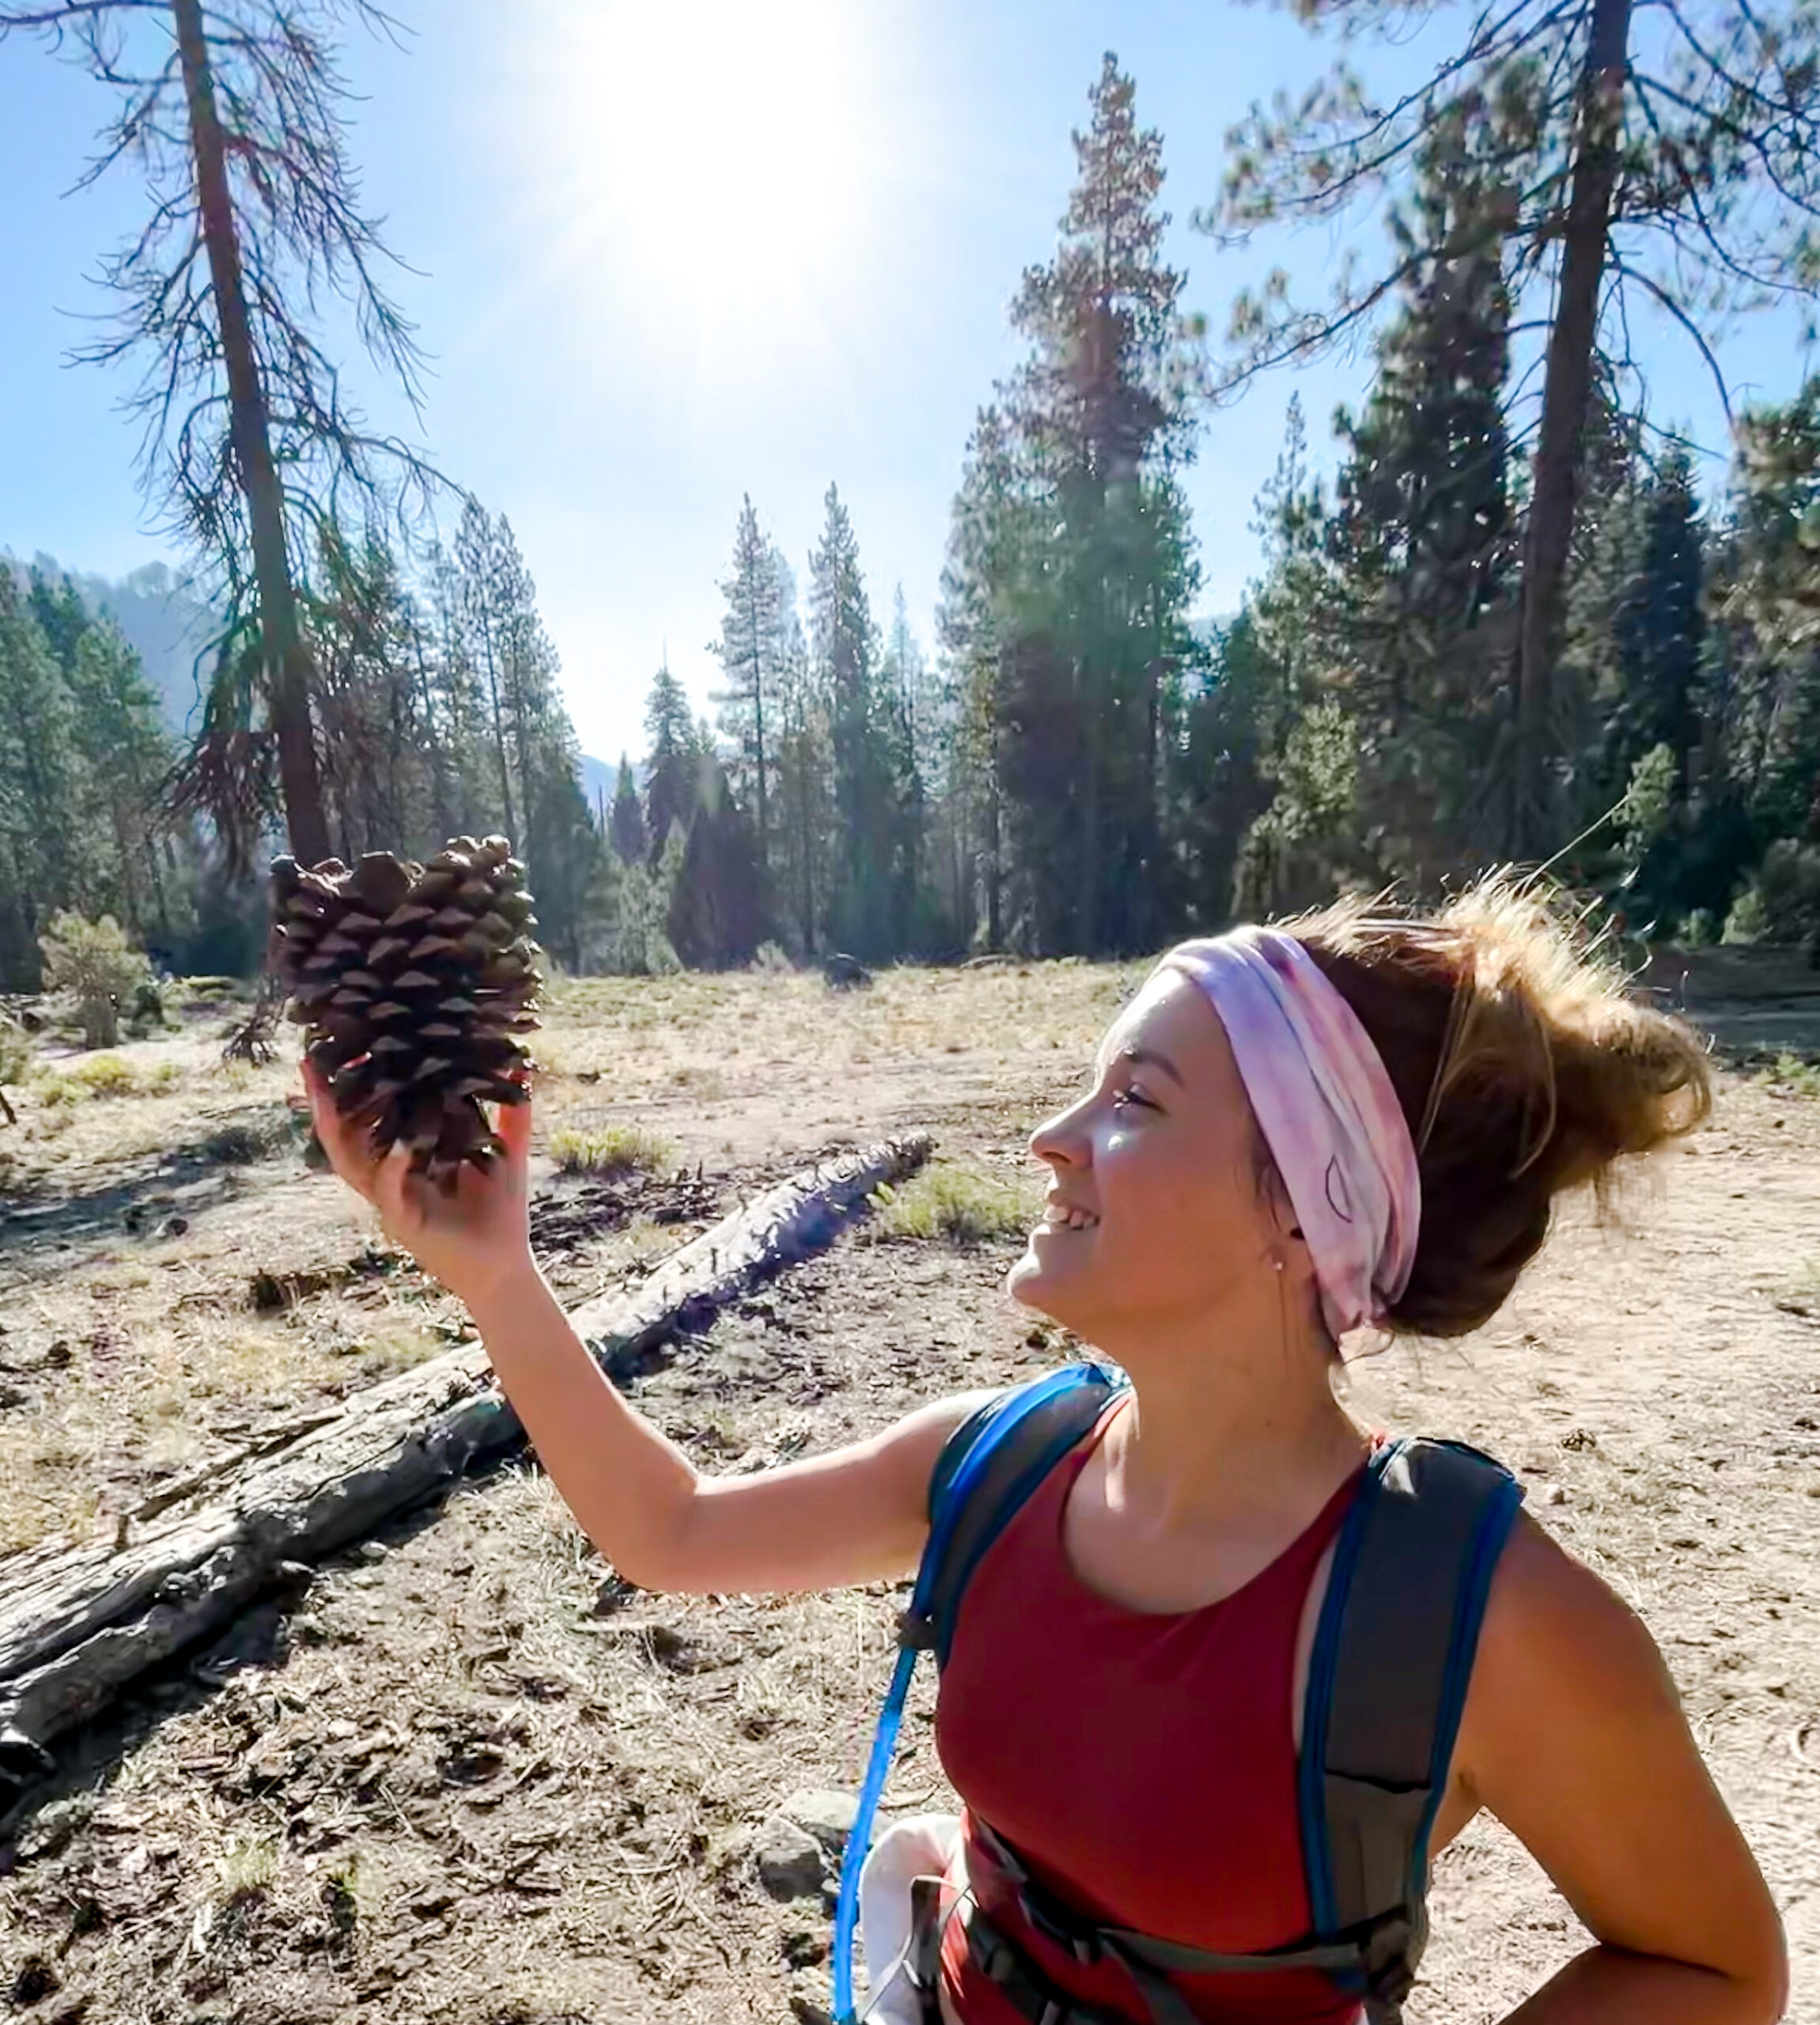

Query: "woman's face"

xmin=1008 ymin=968 xmax=1289 ymax=1342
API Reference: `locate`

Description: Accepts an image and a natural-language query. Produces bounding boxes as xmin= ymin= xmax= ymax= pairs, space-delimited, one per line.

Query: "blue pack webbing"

xmin=831 ymin=1366 xmax=1107 ymax=2024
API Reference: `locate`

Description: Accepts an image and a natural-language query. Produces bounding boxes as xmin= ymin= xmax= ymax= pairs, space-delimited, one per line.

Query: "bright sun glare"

xmin=535 ymin=0 xmax=880 ymax=351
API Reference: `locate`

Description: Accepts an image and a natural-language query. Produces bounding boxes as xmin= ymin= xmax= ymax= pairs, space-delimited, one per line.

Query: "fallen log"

xmin=0 ymin=1134 xmax=930 ymax=1806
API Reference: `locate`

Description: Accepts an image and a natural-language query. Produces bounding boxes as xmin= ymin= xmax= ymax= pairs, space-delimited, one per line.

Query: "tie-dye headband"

xmin=1162 ymin=928 xmax=1421 ymax=1338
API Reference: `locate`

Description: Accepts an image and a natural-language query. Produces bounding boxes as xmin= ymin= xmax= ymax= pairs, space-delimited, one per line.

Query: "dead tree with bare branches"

xmin=0 ymin=0 xmax=445 ymax=869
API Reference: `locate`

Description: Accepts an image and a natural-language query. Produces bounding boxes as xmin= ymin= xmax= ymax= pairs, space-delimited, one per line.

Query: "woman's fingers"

xmin=370 ymin=1140 xmax=422 ymax=1234
xmin=303 ymin=1062 xmax=386 ymax=1206
xmin=497 ymin=1087 xmax=535 ymax=1181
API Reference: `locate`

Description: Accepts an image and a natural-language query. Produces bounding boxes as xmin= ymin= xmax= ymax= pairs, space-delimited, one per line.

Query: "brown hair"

xmin=1287 ymin=872 xmax=1712 ymax=1339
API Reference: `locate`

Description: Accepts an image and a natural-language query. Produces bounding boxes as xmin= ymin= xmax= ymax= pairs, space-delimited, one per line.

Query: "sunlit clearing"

xmin=534 ymin=0 xmax=880 ymax=347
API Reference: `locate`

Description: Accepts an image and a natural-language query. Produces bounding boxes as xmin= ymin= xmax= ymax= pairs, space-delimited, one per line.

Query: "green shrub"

xmin=1771 ymin=1052 xmax=1820 ymax=1100
xmin=67 ymin=1054 xmax=138 ymax=1097
xmin=1754 ymin=838 xmax=1820 ymax=952
xmin=1722 ymin=887 xmax=1772 ymax=946
xmin=38 ymin=912 xmax=153 ymax=1050
xmin=871 ymin=1162 xmax=1038 ymax=1245
xmin=0 ymin=1018 xmax=32 ymax=1105
xmin=549 ymin=1123 xmax=677 ymax=1176
xmin=1682 ymin=908 xmax=1719 ymax=949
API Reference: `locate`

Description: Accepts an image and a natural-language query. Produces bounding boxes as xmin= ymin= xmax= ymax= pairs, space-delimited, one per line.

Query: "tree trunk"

xmin=0 ymin=1136 xmax=930 ymax=1804
xmin=172 ymin=0 xmax=330 ymax=866
xmin=1512 ymin=0 xmax=1633 ymax=861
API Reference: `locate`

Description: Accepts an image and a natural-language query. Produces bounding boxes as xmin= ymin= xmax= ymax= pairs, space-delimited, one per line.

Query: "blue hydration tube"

xmin=831 ymin=1640 xmax=920 ymax=2023
xmin=831 ymin=1367 xmax=1105 ymax=2024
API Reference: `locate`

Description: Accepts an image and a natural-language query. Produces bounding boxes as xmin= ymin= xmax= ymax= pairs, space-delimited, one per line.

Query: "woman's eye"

xmin=1111 ymin=1085 xmax=1155 ymax=1114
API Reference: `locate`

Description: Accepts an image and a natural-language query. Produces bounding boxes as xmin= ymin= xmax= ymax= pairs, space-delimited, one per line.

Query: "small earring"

xmin=1273 ymin=1255 xmax=1285 ymax=1273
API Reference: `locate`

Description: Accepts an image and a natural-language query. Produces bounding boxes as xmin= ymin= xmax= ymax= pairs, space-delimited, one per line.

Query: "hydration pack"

xmin=831 ymin=1364 xmax=1523 ymax=2025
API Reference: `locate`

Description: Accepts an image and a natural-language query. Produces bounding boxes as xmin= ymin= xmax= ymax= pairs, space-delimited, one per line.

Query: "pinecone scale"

xmin=270 ymin=835 xmax=543 ymax=1190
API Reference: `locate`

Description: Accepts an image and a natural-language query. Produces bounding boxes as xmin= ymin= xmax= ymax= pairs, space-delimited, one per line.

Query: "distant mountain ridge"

xmin=9 ymin=551 xmax=616 ymax=819
xmin=6 ymin=552 xmax=218 ymax=732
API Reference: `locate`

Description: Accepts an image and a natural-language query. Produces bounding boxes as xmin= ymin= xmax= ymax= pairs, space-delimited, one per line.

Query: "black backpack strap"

xmin=902 ymin=1364 xmax=1123 ymax=1669
xmin=1300 ymin=1437 xmax=1525 ymax=2019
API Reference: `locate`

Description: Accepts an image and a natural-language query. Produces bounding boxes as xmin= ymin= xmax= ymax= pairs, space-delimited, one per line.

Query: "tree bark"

xmin=1512 ymin=0 xmax=1633 ymax=861
xmin=172 ymin=0 xmax=330 ymax=865
xmin=0 ymin=1135 xmax=930 ymax=1807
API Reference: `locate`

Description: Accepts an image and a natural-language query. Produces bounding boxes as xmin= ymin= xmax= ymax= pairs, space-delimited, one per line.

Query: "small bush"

xmin=0 ymin=1018 xmax=32 ymax=1103
xmin=871 ymin=1162 xmax=1037 ymax=1245
xmin=39 ymin=913 xmax=154 ymax=1049
xmin=1770 ymin=1052 xmax=1820 ymax=1100
xmin=218 ymin=1833 xmax=279 ymax=1902
xmin=1754 ymin=838 xmax=1820 ymax=952
xmin=68 ymin=1054 xmax=138 ymax=1097
xmin=751 ymin=941 xmax=795 ymax=976
xmin=1723 ymin=886 xmax=1772 ymax=946
xmin=549 ymin=1123 xmax=676 ymax=1176
xmin=1682 ymin=908 xmax=1719 ymax=949
xmin=199 ymin=1112 xmax=292 ymax=1165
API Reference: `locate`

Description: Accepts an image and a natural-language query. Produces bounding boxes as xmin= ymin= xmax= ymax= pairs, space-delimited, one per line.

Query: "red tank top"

xmin=934 ymin=1402 xmax=1365 ymax=2025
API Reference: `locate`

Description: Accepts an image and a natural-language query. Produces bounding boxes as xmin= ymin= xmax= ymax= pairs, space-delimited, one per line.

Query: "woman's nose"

xmin=1029 ymin=1100 xmax=1088 ymax=1171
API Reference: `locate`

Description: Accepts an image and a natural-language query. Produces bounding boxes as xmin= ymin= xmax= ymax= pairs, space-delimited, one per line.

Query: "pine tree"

xmin=668 ymin=763 xmax=765 ymax=968
xmin=936 ymin=404 xmax=1029 ymax=951
xmin=1610 ymin=450 xmax=1706 ymax=793
xmin=954 ymin=53 xmax=1202 ymax=953
xmin=456 ymin=501 xmax=521 ymax=843
xmin=1309 ymin=125 xmax=1520 ymax=888
xmin=1170 ymin=610 xmax=1288 ymax=928
xmin=66 ymin=615 xmax=179 ymax=941
xmin=1706 ymin=385 xmax=1820 ymax=854
xmin=878 ymin=589 xmax=932 ymax=952
xmin=713 ymin=497 xmax=785 ymax=882
xmin=771 ymin=594 xmax=834 ymax=958
xmin=642 ymin=662 xmax=699 ymax=860
xmin=810 ymin=483 xmax=895 ymax=956
xmin=0 ymin=573 xmax=81 ymax=986
xmin=609 ymin=755 xmax=648 ymax=865
xmin=1210 ymin=0 xmax=1820 ymax=857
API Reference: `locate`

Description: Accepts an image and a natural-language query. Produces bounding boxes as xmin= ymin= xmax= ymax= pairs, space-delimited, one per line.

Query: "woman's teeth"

xmin=1043 ymin=1206 xmax=1099 ymax=1231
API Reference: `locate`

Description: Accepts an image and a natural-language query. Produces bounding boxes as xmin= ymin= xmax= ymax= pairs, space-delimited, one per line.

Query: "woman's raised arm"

xmin=306 ymin=1066 xmax=986 ymax=1595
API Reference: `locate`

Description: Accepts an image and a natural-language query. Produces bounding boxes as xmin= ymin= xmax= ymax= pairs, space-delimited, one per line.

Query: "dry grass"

xmin=539 ymin=961 xmax=1137 ymax=1101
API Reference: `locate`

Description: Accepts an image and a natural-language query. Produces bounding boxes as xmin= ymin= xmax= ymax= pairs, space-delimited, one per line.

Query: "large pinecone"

xmin=270 ymin=835 xmax=543 ymax=1190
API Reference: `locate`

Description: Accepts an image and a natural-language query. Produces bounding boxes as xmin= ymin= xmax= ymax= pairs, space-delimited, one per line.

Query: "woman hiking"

xmin=305 ymin=876 xmax=1788 ymax=2025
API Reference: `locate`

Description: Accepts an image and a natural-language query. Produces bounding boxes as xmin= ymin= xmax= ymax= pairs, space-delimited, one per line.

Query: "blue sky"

xmin=2 ymin=0 xmax=1813 ymax=765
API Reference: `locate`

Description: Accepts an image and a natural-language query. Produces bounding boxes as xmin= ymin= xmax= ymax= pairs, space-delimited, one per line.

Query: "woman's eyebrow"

xmin=1118 ymin=1044 xmax=1185 ymax=1088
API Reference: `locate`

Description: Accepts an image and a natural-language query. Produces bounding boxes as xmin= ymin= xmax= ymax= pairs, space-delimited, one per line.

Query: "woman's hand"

xmin=303 ymin=1059 xmax=538 ymax=1311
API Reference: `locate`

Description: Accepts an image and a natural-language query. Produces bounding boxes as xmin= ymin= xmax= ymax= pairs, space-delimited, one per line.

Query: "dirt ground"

xmin=1 ymin=953 xmax=1817 ymax=2025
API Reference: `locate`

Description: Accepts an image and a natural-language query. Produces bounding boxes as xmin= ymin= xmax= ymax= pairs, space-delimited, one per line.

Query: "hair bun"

xmin=1293 ymin=874 xmax=1711 ymax=1338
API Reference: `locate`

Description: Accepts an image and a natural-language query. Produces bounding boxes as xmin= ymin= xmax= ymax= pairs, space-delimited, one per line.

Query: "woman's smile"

xmin=1039 ymin=1200 xmax=1101 ymax=1232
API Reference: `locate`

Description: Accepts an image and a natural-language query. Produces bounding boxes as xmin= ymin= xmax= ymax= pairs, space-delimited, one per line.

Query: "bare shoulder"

xmin=1453 ymin=1508 xmax=1682 ymax=1807
xmin=1449 ymin=1509 xmax=1786 ymax=2008
xmin=1472 ymin=1508 xmax=1667 ymax=1713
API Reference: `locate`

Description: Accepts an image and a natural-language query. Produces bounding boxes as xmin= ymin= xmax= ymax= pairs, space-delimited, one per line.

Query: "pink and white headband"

xmin=1161 ymin=929 xmax=1421 ymax=1338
